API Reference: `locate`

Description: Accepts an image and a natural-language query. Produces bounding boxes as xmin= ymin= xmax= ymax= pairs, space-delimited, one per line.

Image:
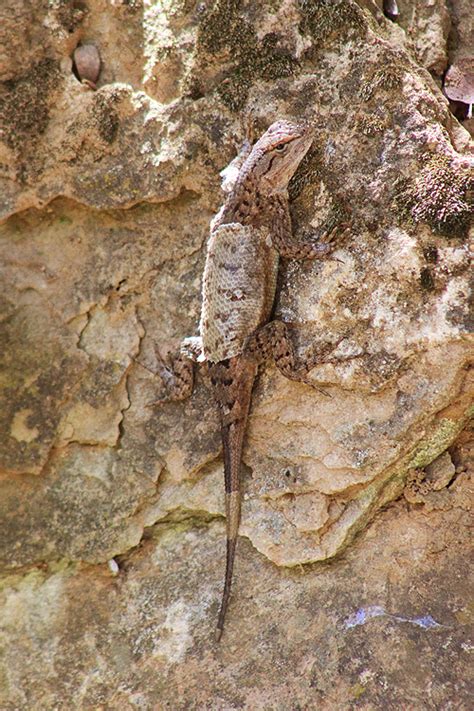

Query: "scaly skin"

xmin=203 ymin=121 xmax=317 ymax=640
xmin=211 ymin=355 xmax=257 ymax=640
xmin=153 ymin=120 xmax=348 ymax=639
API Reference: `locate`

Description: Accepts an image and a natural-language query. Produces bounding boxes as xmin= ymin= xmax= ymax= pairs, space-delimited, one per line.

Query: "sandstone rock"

xmin=0 ymin=0 xmax=472 ymax=706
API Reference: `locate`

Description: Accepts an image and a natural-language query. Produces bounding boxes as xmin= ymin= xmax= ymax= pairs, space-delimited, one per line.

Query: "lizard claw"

xmin=181 ymin=336 xmax=205 ymax=363
xmin=307 ymin=381 xmax=332 ymax=398
xmin=132 ymin=357 xmax=159 ymax=377
xmin=145 ymin=397 xmax=169 ymax=408
xmin=290 ymin=370 xmax=332 ymax=398
xmin=134 ymin=343 xmax=195 ymax=403
xmin=324 ymin=222 xmax=351 ymax=243
xmin=134 ymin=354 xmax=175 ymax=407
xmin=317 ymin=386 xmax=331 ymax=398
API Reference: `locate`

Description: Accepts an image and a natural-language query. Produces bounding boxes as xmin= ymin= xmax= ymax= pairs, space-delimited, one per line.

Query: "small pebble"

xmin=73 ymin=44 xmax=101 ymax=89
xmin=108 ymin=558 xmax=119 ymax=575
xmin=383 ymin=0 xmax=399 ymax=21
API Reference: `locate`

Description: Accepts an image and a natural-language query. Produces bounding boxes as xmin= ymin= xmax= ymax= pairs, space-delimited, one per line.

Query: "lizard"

xmin=153 ymin=119 xmax=349 ymax=640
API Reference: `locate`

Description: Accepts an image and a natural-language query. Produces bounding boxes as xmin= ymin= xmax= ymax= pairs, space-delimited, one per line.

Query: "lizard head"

xmin=250 ymin=119 xmax=314 ymax=195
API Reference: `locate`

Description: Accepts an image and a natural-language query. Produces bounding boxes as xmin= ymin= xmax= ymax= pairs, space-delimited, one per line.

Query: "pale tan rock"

xmin=0 ymin=0 xmax=473 ymax=705
xmin=10 ymin=408 xmax=39 ymax=444
xmin=0 ymin=456 xmax=471 ymax=709
xmin=448 ymin=0 xmax=474 ymax=65
xmin=396 ymin=0 xmax=451 ymax=74
xmin=424 ymin=450 xmax=456 ymax=489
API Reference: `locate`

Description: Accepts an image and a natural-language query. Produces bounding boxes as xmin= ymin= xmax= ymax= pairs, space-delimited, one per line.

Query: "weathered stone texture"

xmin=0 ymin=0 xmax=472 ymax=707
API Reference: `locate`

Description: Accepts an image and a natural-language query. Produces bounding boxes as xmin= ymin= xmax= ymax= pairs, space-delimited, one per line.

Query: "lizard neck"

xmin=221 ymin=170 xmax=264 ymax=225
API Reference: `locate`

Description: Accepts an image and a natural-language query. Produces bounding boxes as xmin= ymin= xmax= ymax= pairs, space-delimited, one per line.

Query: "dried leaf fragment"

xmin=444 ymin=58 xmax=474 ymax=120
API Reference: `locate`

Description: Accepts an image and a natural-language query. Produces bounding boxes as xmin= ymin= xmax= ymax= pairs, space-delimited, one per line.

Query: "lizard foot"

xmin=135 ymin=343 xmax=194 ymax=405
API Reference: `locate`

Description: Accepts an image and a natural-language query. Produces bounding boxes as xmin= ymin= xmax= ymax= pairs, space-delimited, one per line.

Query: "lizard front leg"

xmin=270 ymin=196 xmax=349 ymax=260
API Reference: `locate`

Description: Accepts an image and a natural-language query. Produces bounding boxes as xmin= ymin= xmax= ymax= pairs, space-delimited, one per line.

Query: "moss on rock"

xmin=408 ymin=155 xmax=473 ymax=236
xmin=359 ymin=63 xmax=405 ymax=101
xmin=192 ymin=1 xmax=299 ymax=111
xmin=298 ymin=0 xmax=368 ymax=44
xmin=93 ymin=92 xmax=120 ymax=144
xmin=0 ymin=59 xmax=60 ymax=151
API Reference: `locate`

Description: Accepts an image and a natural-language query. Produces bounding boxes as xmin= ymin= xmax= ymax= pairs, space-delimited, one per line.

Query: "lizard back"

xmin=200 ymin=222 xmax=278 ymax=362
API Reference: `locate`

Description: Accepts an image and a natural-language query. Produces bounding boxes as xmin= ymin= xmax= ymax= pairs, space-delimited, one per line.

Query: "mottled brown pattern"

xmin=156 ymin=120 xmax=348 ymax=639
xmin=200 ymin=224 xmax=276 ymax=362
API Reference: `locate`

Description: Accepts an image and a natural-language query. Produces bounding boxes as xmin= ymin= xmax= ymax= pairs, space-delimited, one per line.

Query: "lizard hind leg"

xmin=244 ymin=320 xmax=347 ymax=393
xmin=142 ymin=342 xmax=196 ymax=405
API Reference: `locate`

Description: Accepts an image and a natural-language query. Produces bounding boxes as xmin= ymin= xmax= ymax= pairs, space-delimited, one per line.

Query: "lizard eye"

xmin=275 ymin=143 xmax=287 ymax=152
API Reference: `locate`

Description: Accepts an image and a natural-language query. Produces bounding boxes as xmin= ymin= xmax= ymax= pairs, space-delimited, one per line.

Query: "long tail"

xmin=215 ymin=358 xmax=256 ymax=641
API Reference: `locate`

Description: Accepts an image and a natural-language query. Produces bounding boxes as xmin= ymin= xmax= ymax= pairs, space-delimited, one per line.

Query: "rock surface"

xmin=0 ymin=0 xmax=472 ymax=707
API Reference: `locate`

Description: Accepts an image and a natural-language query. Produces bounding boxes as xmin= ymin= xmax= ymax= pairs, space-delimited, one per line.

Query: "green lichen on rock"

xmin=93 ymin=91 xmax=120 ymax=144
xmin=419 ymin=266 xmax=435 ymax=291
xmin=197 ymin=0 xmax=251 ymax=56
xmin=357 ymin=113 xmax=387 ymax=135
xmin=0 ymin=59 xmax=60 ymax=151
xmin=258 ymin=33 xmax=300 ymax=80
xmin=181 ymin=0 xmax=369 ymax=109
xmin=192 ymin=1 xmax=299 ymax=110
xmin=359 ymin=63 xmax=405 ymax=101
xmin=391 ymin=175 xmax=414 ymax=224
xmin=216 ymin=69 xmax=253 ymax=113
xmin=0 ymin=560 xmax=77 ymax=593
xmin=407 ymin=155 xmax=473 ymax=236
xmin=409 ymin=417 xmax=469 ymax=469
xmin=298 ymin=0 xmax=368 ymax=44
xmin=341 ymin=412 xmax=472 ymax=551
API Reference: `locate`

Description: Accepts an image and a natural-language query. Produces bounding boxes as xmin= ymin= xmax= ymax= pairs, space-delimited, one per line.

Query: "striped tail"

xmin=214 ymin=357 xmax=256 ymax=641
